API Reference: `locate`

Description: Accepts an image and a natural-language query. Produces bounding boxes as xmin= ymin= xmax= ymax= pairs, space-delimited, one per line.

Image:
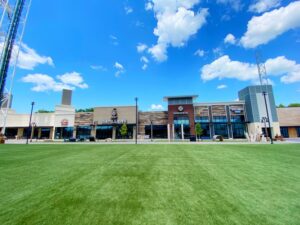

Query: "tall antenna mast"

xmin=0 ymin=0 xmax=27 ymax=102
xmin=255 ymin=51 xmax=273 ymax=144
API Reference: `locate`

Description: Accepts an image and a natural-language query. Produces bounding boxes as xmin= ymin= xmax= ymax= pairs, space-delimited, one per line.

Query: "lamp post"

xmin=135 ymin=97 xmax=138 ymax=144
xmin=26 ymin=101 xmax=35 ymax=144
xmin=150 ymin=115 xmax=153 ymax=142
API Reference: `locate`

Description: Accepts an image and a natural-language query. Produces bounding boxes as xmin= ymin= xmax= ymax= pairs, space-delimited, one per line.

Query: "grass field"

xmin=0 ymin=144 xmax=300 ymax=225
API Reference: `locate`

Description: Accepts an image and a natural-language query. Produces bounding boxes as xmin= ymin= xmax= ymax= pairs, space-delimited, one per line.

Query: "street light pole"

xmin=26 ymin=101 xmax=34 ymax=145
xmin=135 ymin=97 xmax=138 ymax=144
xmin=150 ymin=117 xmax=153 ymax=142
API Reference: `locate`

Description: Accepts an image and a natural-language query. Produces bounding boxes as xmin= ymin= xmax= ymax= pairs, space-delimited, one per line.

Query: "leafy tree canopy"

xmin=36 ymin=110 xmax=54 ymax=113
xmin=120 ymin=123 xmax=128 ymax=137
xmin=288 ymin=103 xmax=300 ymax=107
xmin=76 ymin=108 xmax=94 ymax=113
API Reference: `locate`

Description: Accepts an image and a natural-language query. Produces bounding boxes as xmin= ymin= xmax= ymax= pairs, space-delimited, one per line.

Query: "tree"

xmin=120 ymin=123 xmax=128 ymax=139
xmin=277 ymin=104 xmax=285 ymax=108
xmin=76 ymin=108 xmax=94 ymax=113
xmin=195 ymin=123 xmax=203 ymax=141
xmin=288 ymin=103 xmax=300 ymax=107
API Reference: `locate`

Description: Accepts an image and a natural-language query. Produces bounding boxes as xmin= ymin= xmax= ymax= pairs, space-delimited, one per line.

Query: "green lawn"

xmin=0 ymin=144 xmax=300 ymax=225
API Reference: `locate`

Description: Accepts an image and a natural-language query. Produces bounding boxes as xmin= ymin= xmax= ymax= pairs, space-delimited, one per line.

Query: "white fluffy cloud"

xmin=148 ymin=0 xmax=208 ymax=62
xmin=90 ymin=65 xmax=107 ymax=71
xmin=124 ymin=6 xmax=133 ymax=14
xmin=249 ymin=0 xmax=281 ymax=13
xmin=137 ymin=43 xmax=148 ymax=53
xmin=217 ymin=84 xmax=227 ymax=89
xmin=240 ymin=1 xmax=300 ymax=48
xmin=57 ymin=72 xmax=88 ymax=89
xmin=224 ymin=33 xmax=236 ymax=45
xmin=150 ymin=104 xmax=164 ymax=110
xmin=216 ymin=0 xmax=242 ymax=11
xmin=194 ymin=49 xmax=205 ymax=57
xmin=109 ymin=35 xmax=119 ymax=46
xmin=141 ymin=56 xmax=150 ymax=70
xmin=21 ymin=72 xmax=88 ymax=92
xmin=114 ymin=62 xmax=125 ymax=77
xmin=0 ymin=41 xmax=54 ymax=70
xmin=201 ymin=55 xmax=300 ymax=84
xmin=145 ymin=1 xmax=153 ymax=11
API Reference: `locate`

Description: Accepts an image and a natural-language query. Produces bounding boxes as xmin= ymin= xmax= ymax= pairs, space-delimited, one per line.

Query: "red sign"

xmin=61 ymin=119 xmax=69 ymax=126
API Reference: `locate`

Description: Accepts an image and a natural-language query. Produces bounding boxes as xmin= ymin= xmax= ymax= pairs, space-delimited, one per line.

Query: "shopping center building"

xmin=0 ymin=86 xmax=299 ymax=140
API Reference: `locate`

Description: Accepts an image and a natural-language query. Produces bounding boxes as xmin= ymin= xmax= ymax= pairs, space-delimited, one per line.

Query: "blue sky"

xmin=4 ymin=0 xmax=300 ymax=112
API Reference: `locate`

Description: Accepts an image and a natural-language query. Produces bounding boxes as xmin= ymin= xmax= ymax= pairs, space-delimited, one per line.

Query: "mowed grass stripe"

xmin=0 ymin=144 xmax=299 ymax=225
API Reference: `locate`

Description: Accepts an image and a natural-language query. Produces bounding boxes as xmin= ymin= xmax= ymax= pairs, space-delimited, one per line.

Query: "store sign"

xmin=61 ymin=119 xmax=69 ymax=126
xmin=101 ymin=119 xmax=127 ymax=125
xmin=178 ymin=106 xmax=184 ymax=112
xmin=174 ymin=112 xmax=188 ymax=115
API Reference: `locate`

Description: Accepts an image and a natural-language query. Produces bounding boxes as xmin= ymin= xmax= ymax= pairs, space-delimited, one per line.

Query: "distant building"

xmin=0 ymin=85 xmax=299 ymax=140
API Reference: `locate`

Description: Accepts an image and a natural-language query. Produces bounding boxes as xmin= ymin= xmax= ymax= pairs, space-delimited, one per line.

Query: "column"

xmin=38 ymin=128 xmax=42 ymax=139
xmin=91 ymin=126 xmax=96 ymax=137
xmin=181 ymin=124 xmax=184 ymax=140
xmin=112 ymin=126 xmax=116 ymax=140
xmin=73 ymin=127 xmax=77 ymax=138
xmin=172 ymin=124 xmax=175 ymax=140
xmin=167 ymin=124 xmax=171 ymax=142
xmin=51 ymin=127 xmax=55 ymax=140
xmin=17 ymin=128 xmax=24 ymax=139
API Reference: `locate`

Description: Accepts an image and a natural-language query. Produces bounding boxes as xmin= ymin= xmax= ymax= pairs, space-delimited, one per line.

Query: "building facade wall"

xmin=168 ymin=104 xmax=196 ymax=137
xmin=93 ymin=106 xmax=136 ymax=125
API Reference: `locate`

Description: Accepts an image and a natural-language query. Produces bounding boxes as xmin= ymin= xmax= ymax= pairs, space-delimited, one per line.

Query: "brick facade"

xmin=168 ymin=104 xmax=196 ymax=136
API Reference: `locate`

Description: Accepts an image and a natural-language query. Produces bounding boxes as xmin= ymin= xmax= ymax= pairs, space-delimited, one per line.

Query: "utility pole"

xmin=135 ymin=97 xmax=138 ymax=144
xmin=26 ymin=101 xmax=34 ymax=144
xmin=255 ymin=52 xmax=273 ymax=144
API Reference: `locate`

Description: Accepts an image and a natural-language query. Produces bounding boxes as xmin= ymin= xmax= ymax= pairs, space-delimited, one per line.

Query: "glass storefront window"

xmin=116 ymin=124 xmax=134 ymax=139
xmin=96 ymin=126 xmax=113 ymax=139
xmin=145 ymin=125 xmax=168 ymax=139
xmin=195 ymin=116 xmax=209 ymax=123
xmin=297 ymin=127 xmax=300 ymax=137
xmin=55 ymin=127 xmax=73 ymax=139
xmin=174 ymin=116 xmax=190 ymax=125
xmin=76 ymin=126 xmax=92 ymax=139
xmin=280 ymin=127 xmax=289 ymax=138
xmin=174 ymin=124 xmax=190 ymax=139
xmin=199 ymin=123 xmax=210 ymax=139
xmin=213 ymin=116 xmax=227 ymax=123
xmin=232 ymin=124 xmax=246 ymax=138
xmin=214 ymin=124 xmax=228 ymax=138
xmin=4 ymin=128 xmax=18 ymax=139
xmin=41 ymin=128 xmax=51 ymax=139
xmin=231 ymin=115 xmax=245 ymax=123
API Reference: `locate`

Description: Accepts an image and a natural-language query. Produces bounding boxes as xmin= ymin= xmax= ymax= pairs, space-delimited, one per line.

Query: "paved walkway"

xmin=3 ymin=139 xmax=300 ymax=145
